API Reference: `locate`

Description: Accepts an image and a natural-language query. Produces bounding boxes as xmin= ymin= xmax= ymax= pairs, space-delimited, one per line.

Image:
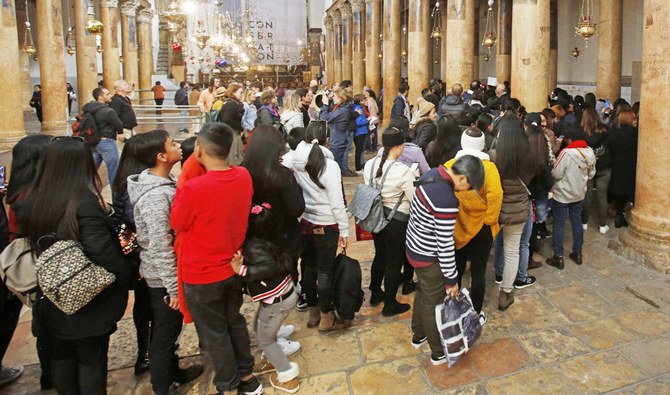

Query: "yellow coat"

xmin=445 ymin=158 xmax=503 ymax=249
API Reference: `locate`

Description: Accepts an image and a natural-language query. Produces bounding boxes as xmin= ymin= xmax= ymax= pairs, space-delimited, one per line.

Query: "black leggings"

xmin=354 ymin=133 xmax=368 ymax=171
xmin=370 ymin=219 xmax=409 ymax=305
xmin=455 ymin=225 xmax=493 ymax=313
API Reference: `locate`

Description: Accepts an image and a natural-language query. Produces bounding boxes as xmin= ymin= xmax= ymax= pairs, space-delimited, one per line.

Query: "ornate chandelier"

xmin=22 ymin=0 xmax=37 ymax=56
xmin=85 ymin=0 xmax=103 ymax=35
xmin=430 ymin=1 xmax=442 ymax=39
xmin=481 ymin=0 xmax=496 ymax=61
xmin=575 ymin=0 xmax=596 ymax=47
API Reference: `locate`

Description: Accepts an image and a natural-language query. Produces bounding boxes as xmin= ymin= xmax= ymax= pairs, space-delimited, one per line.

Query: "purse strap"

xmin=575 ymin=148 xmax=592 ymax=175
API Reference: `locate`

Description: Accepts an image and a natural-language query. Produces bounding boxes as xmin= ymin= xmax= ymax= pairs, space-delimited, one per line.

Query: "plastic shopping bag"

xmin=434 ymin=288 xmax=482 ymax=367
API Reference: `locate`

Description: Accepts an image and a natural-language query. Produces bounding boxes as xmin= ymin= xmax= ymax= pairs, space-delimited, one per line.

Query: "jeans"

xmin=498 ymin=222 xmax=526 ymax=292
xmin=583 ymin=169 xmax=611 ymax=226
xmin=411 ymin=262 xmax=446 ymax=355
xmin=342 ymin=131 xmax=354 ymax=171
xmin=179 ymin=109 xmax=188 ymax=131
xmin=92 ymin=138 xmax=120 ymax=185
xmin=455 ymin=225 xmax=492 ymax=313
xmin=184 ymin=277 xmax=254 ymax=392
xmin=256 ymin=291 xmax=298 ymax=373
xmin=552 ymin=199 xmax=584 ymax=257
xmin=535 ymin=198 xmax=549 ymax=223
xmin=494 ymin=205 xmax=532 ymax=282
xmin=52 ymin=334 xmax=110 ymax=395
xmin=133 ymin=278 xmax=152 ymax=358
xmin=370 ymin=219 xmax=408 ymax=305
xmin=0 ymin=282 xmax=22 ymax=363
xmin=148 ymin=287 xmax=183 ymax=394
xmin=354 ymin=133 xmax=368 ymax=171
xmin=301 ymin=226 xmax=339 ymax=313
xmin=330 ymin=130 xmax=348 ymax=172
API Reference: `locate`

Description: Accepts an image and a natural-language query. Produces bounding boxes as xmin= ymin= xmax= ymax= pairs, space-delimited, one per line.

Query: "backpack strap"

xmin=377 ymin=161 xmax=405 ymax=223
xmin=368 ymin=157 xmax=379 ymax=187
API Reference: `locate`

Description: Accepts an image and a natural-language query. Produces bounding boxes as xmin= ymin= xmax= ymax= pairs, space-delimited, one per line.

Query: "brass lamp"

xmin=481 ymin=0 xmax=497 ymax=60
xmin=575 ymin=0 xmax=596 ymax=47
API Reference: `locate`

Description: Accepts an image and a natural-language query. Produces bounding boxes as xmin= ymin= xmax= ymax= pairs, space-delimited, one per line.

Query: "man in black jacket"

xmin=174 ymin=81 xmax=190 ymax=133
xmin=109 ymin=80 xmax=137 ymax=140
xmin=83 ymin=87 xmax=124 ymax=184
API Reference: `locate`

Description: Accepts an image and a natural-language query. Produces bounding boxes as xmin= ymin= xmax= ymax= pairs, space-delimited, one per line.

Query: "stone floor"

xmin=3 ymin=138 xmax=670 ymax=394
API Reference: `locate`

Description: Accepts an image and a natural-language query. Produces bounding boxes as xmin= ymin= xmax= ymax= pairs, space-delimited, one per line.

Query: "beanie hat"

xmin=460 ymin=129 xmax=485 ymax=152
xmin=417 ymin=98 xmax=435 ymax=118
xmin=382 ymin=127 xmax=406 ymax=148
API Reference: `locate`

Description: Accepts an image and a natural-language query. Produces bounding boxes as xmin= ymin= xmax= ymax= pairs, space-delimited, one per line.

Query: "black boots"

xmin=615 ymin=214 xmax=629 ymax=228
xmin=536 ymin=222 xmax=552 ymax=239
xmin=546 ymin=255 xmax=565 ymax=270
xmin=498 ymin=290 xmax=514 ymax=311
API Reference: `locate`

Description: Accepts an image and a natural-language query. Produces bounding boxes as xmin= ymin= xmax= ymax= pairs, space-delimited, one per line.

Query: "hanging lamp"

xmin=481 ymin=0 xmax=496 ymax=61
xmin=575 ymin=0 xmax=596 ymax=47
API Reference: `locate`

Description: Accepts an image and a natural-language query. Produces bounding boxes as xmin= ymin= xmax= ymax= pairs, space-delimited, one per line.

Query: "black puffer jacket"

xmin=218 ymin=98 xmax=245 ymax=132
xmin=438 ymin=95 xmax=469 ymax=124
xmin=413 ymin=118 xmax=437 ymax=152
xmin=242 ymin=238 xmax=293 ymax=301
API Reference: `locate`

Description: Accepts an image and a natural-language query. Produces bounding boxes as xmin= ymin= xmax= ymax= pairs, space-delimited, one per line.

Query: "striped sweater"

xmin=405 ymin=166 xmax=460 ymax=286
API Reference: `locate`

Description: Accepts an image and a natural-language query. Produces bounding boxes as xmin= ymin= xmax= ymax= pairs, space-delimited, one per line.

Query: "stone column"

xmin=137 ymin=8 xmax=154 ymax=104
xmin=445 ymin=0 xmax=475 ymax=87
xmin=0 ymin=0 xmax=26 ymax=145
xmin=74 ymin=0 xmax=99 ymax=113
xmin=440 ymin=3 xmax=447 ymax=80
xmin=596 ymin=0 xmax=623 ymax=101
xmin=365 ymin=0 xmax=381 ymax=94
xmin=548 ymin=0 xmax=558 ymax=90
xmin=332 ymin=9 xmax=342 ymax=84
xmin=36 ymin=0 xmax=68 ymax=133
xmin=15 ymin=0 xmax=33 ymax=112
xmin=120 ymin=0 xmax=140 ymax=90
xmin=609 ymin=0 xmax=670 ymax=273
xmin=496 ymin=0 xmax=512 ymax=84
xmin=100 ymin=0 xmax=121 ymax=90
xmin=511 ymin=0 xmax=549 ymax=112
xmin=340 ymin=3 xmax=353 ymax=82
xmin=351 ymin=0 xmax=366 ymax=93
xmin=382 ymin=0 xmax=401 ymax=123
xmin=324 ymin=15 xmax=334 ymax=85
xmin=407 ymin=0 xmax=430 ymax=105
xmin=473 ymin=1 xmax=480 ymax=79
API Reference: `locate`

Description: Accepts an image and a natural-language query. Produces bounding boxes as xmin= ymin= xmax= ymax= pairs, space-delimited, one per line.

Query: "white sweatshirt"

xmin=363 ymin=158 xmax=416 ymax=215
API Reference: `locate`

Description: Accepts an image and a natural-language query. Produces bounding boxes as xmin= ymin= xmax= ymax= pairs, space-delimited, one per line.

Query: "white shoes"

xmin=599 ymin=225 xmax=610 ymax=234
xmin=582 ymin=223 xmax=588 ymax=230
xmin=277 ymin=324 xmax=295 ymax=339
xmin=277 ymin=338 xmax=301 ymax=356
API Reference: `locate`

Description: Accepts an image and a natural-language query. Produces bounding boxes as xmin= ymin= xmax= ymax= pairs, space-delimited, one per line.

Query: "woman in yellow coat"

xmin=445 ymin=127 xmax=503 ymax=323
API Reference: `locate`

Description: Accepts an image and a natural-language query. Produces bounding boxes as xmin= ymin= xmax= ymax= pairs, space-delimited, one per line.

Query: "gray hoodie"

xmin=551 ymin=145 xmax=596 ymax=204
xmin=127 ymin=169 xmax=178 ymax=296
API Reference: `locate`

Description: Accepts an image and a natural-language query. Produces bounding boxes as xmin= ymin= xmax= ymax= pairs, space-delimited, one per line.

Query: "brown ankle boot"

xmin=307 ymin=307 xmax=320 ymax=328
xmin=498 ymin=289 xmax=515 ymax=311
xmin=318 ymin=311 xmax=335 ymax=332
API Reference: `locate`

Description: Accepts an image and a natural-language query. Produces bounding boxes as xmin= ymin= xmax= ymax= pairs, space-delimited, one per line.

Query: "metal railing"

xmin=133 ymin=104 xmax=203 ymax=136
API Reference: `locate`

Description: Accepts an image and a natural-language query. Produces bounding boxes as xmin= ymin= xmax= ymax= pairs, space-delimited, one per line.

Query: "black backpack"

xmin=346 ymin=104 xmax=358 ymax=132
xmin=72 ymin=110 xmax=102 ymax=147
xmin=333 ymin=250 xmax=364 ymax=320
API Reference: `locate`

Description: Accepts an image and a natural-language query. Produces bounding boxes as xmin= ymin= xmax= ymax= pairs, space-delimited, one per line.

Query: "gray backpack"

xmin=348 ymin=157 xmax=403 ymax=233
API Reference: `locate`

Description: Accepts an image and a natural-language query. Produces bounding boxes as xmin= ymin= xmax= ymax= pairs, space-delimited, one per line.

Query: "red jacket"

xmin=171 ymin=167 xmax=252 ymax=285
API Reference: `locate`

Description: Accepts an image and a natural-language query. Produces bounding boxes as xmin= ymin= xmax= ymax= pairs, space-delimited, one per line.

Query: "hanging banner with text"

xmin=243 ymin=0 xmax=308 ymax=65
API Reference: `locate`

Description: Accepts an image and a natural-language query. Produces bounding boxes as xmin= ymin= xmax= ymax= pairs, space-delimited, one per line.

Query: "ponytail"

xmin=305 ymin=143 xmax=326 ymax=189
xmin=376 ymin=147 xmax=390 ymax=179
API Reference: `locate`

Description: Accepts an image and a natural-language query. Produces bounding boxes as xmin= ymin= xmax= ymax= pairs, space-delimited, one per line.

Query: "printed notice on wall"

xmin=243 ymin=0 xmax=307 ymax=65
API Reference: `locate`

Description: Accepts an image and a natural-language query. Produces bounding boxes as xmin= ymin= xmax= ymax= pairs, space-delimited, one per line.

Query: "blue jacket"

xmin=353 ymin=104 xmax=369 ymax=136
xmin=319 ymin=103 xmax=350 ymax=137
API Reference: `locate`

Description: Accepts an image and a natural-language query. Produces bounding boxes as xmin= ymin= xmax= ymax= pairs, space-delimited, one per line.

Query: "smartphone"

xmin=605 ymin=99 xmax=611 ymax=108
xmin=0 ymin=165 xmax=5 ymax=190
xmin=409 ymin=162 xmax=419 ymax=173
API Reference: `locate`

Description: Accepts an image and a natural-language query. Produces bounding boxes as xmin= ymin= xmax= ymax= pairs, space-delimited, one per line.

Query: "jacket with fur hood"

xmin=552 ymin=140 xmax=596 ymax=203
xmin=292 ymin=141 xmax=349 ymax=237
xmin=127 ymin=169 xmax=179 ymax=296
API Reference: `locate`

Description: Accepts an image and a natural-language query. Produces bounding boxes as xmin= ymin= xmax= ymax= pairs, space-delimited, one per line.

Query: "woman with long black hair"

xmin=363 ymin=127 xmax=416 ymax=316
xmin=493 ymin=116 xmax=536 ymax=311
xmin=425 ymin=114 xmax=462 ymax=168
xmin=18 ymin=137 xmax=131 ymax=394
xmin=110 ymin=136 xmax=153 ymax=375
xmin=291 ymin=121 xmax=349 ymax=332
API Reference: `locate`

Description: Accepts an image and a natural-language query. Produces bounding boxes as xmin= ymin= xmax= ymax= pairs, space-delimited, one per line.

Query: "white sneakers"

xmin=277 ymin=338 xmax=301 ymax=356
xmin=582 ymin=223 xmax=588 ymax=230
xmin=599 ymin=225 xmax=610 ymax=234
xmin=277 ymin=324 xmax=295 ymax=339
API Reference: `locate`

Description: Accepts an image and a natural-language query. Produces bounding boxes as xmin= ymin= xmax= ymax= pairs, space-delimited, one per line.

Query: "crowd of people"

xmin=0 ymin=75 xmax=639 ymax=394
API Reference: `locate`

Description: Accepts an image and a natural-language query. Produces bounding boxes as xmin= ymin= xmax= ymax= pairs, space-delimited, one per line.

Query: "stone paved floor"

xmin=3 ymin=151 xmax=670 ymax=395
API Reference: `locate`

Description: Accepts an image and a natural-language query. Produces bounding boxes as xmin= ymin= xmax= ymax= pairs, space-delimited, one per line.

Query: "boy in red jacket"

xmin=170 ymin=123 xmax=261 ymax=395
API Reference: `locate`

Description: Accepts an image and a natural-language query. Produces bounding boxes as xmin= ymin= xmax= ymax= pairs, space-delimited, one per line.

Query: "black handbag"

xmin=333 ymin=249 xmax=364 ymax=320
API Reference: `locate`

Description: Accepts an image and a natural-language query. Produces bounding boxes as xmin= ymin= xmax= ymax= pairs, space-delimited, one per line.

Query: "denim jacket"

xmin=242 ymin=102 xmax=257 ymax=131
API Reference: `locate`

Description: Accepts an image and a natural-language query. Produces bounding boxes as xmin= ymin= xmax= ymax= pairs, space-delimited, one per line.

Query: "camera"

xmin=324 ymin=89 xmax=332 ymax=97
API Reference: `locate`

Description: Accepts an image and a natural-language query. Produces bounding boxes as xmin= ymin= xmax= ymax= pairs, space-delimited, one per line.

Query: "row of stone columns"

xmin=324 ymin=0 xmax=626 ymax=116
xmin=0 ymin=0 xmax=154 ymax=138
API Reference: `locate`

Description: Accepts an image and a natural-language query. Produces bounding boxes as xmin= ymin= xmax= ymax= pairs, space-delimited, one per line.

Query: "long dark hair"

xmin=495 ymin=117 xmax=536 ymax=180
xmin=526 ymin=125 xmax=549 ymax=166
xmin=242 ymin=125 xmax=288 ymax=194
xmin=304 ymin=121 xmax=328 ymax=189
xmin=427 ymin=114 xmax=461 ymax=166
xmin=6 ymin=134 xmax=51 ymax=204
xmin=20 ymin=138 xmax=104 ymax=243
xmin=112 ymin=135 xmax=150 ymax=200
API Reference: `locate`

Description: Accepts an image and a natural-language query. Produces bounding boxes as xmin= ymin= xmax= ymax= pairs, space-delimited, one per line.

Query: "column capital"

xmin=137 ymin=8 xmax=153 ymax=23
xmin=339 ymin=2 xmax=352 ymax=19
xmin=350 ymin=0 xmax=365 ymax=13
xmin=332 ymin=9 xmax=342 ymax=26
xmin=100 ymin=0 xmax=118 ymax=8
xmin=324 ymin=15 xmax=333 ymax=30
xmin=120 ymin=0 xmax=140 ymax=16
